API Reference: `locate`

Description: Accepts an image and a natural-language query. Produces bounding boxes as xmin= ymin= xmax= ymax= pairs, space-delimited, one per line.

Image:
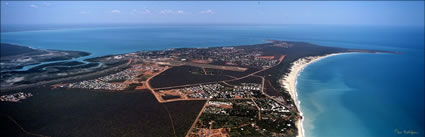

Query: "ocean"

xmin=1 ymin=24 xmax=424 ymax=137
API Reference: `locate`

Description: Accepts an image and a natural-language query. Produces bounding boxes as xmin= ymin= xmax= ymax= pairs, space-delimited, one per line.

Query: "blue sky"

xmin=1 ymin=1 xmax=424 ymax=26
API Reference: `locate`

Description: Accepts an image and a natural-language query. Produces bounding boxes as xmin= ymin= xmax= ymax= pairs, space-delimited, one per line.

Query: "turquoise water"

xmin=1 ymin=24 xmax=424 ymax=137
xmin=298 ymin=50 xmax=424 ymax=137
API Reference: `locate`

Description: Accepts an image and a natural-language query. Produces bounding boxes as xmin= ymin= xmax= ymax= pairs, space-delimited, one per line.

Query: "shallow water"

xmin=298 ymin=50 xmax=424 ymax=137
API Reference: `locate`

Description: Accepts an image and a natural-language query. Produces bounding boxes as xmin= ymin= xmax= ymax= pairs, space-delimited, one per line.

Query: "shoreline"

xmin=280 ymin=52 xmax=352 ymax=137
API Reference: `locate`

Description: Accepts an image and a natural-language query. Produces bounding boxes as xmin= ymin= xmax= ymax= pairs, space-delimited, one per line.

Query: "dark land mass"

xmin=0 ymin=43 xmax=90 ymax=71
xmin=149 ymin=65 xmax=232 ymax=88
xmin=164 ymin=100 xmax=206 ymax=136
xmin=205 ymin=68 xmax=260 ymax=78
xmin=263 ymin=78 xmax=284 ymax=96
xmin=0 ymin=43 xmax=39 ymax=57
xmin=125 ymin=83 xmax=143 ymax=90
xmin=162 ymin=94 xmax=182 ymax=100
xmin=1 ymin=60 xmax=128 ymax=91
xmin=0 ymin=40 xmax=396 ymax=137
xmin=226 ymin=76 xmax=262 ymax=86
xmin=0 ymin=88 xmax=205 ymax=137
xmin=0 ymin=114 xmax=23 ymax=137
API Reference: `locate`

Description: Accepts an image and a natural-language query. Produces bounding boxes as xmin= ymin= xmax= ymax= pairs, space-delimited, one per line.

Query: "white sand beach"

xmin=280 ymin=53 xmax=348 ymax=137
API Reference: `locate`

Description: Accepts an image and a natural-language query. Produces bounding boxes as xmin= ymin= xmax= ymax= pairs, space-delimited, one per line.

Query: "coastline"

xmin=280 ymin=52 xmax=351 ymax=137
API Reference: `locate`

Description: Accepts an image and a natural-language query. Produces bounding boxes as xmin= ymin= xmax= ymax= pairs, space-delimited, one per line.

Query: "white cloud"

xmin=160 ymin=9 xmax=184 ymax=15
xmin=176 ymin=10 xmax=184 ymax=14
xmin=29 ymin=3 xmax=51 ymax=8
xmin=160 ymin=9 xmax=173 ymax=14
xmin=111 ymin=10 xmax=121 ymax=14
xmin=143 ymin=9 xmax=152 ymax=14
xmin=200 ymin=9 xmax=215 ymax=14
xmin=30 ymin=4 xmax=39 ymax=8
xmin=80 ymin=11 xmax=89 ymax=14
xmin=131 ymin=8 xmax=151 ymax=15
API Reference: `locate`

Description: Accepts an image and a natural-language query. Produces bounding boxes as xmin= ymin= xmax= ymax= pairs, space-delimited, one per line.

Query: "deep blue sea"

xmin=1 ymin=24 xmax=424 ymax=137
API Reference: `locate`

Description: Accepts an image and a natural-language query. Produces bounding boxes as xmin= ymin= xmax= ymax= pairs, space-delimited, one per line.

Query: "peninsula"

xmin=0 ymin=41 xmax=394 ymax=137
xmin=0 ymin=43 xmax=90 ymax=72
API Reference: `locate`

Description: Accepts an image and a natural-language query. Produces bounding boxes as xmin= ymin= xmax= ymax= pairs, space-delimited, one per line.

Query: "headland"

xmin=0 ymin=40 xmax=394 ymax=137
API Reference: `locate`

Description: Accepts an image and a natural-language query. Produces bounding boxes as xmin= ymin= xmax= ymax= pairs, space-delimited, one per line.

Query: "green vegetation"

xmin=138 ymin=74 xmax=151 ymax=81
xmin=200 ymin=113 xmax=253 ymax=129
xmin=229 ymin=125 xmax=263 ymax=137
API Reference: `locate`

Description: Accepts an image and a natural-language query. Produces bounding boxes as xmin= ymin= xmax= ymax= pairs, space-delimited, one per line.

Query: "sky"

xmin=1 ymin=1 xmax=424 ymax=26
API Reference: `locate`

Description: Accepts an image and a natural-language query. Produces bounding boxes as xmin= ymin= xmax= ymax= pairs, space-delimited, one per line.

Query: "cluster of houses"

xmin=141 ymin=46 xmax=279 ymax=69
xmin=208 ymin=101 xmax=233 ymax=107
xmin=233 ymin=83 xmax=261 ymax=91
xmin=183 ymin=83 xmax=223 ymax=98
xmin=98 ymin=67 xmax=139 ymax=82
xmin=65 ymin=63 xmax=165 ymax=90
xmin=179 ymin=83 xmax=262 ymax=99
xmin=256 ymin=98 xmax=291 ymax=120
xmin=203 ymin=48 xmax=280 ymax=68
xmin=67 ymin=79 xmax=126 ymax=90
xmin=204 ymin=101 xmax=232 ymax=115
xmin=245 ymin=57 xmax=280 ymax=68
xmin=65 ymin=66 xmax=140 ymax=90
xmin=203 ymin=106 xmax=229 ymax=115
xmin=0 ymin=92 xmax=33 ymax=102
